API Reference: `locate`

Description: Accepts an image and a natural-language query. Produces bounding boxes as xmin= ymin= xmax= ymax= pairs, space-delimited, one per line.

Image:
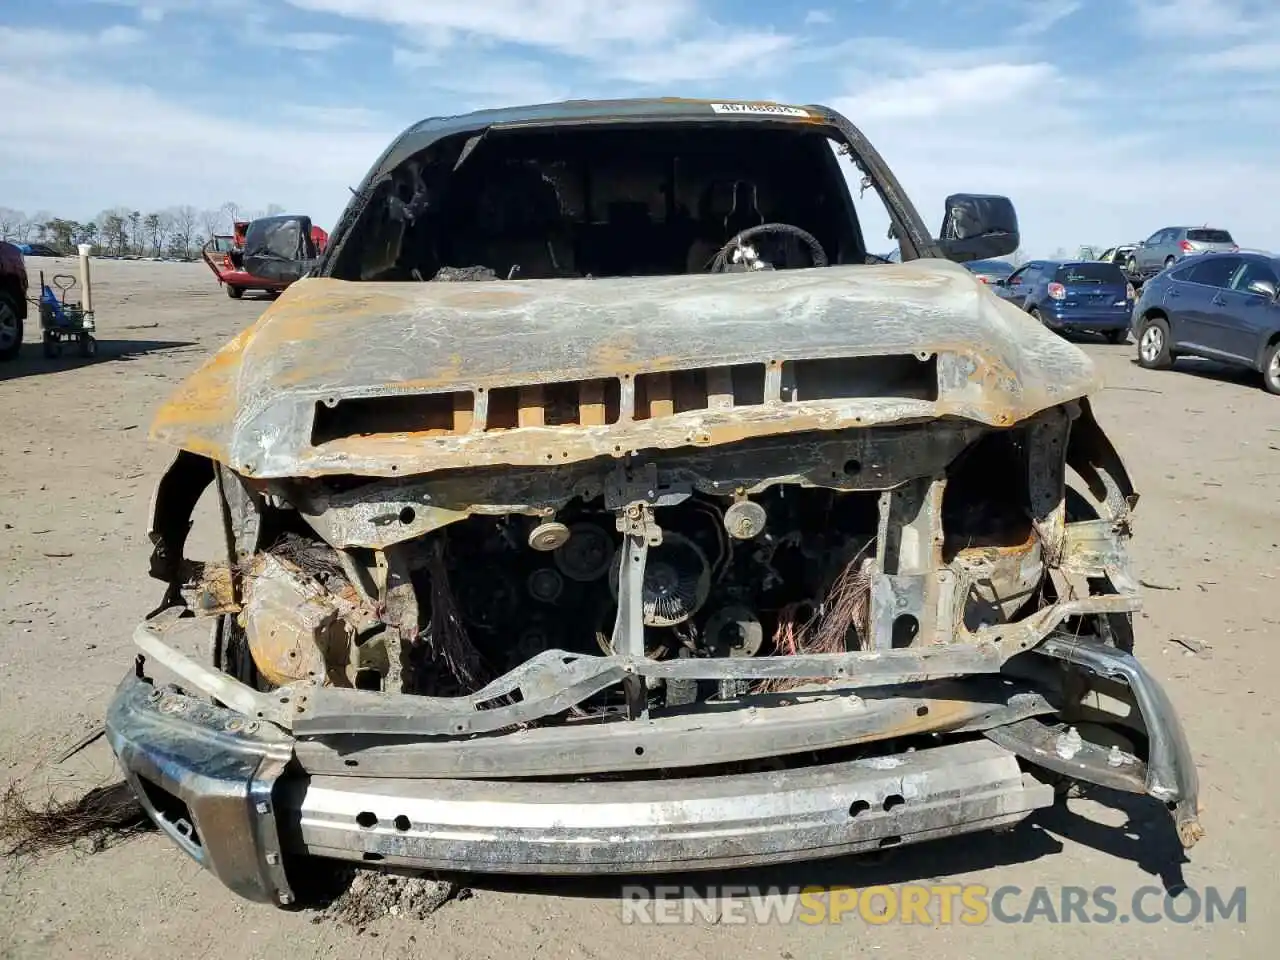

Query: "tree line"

xmin=0 ymin=202 xmax=285 ymax=258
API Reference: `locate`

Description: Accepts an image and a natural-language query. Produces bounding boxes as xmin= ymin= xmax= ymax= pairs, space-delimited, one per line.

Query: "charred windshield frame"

xmin=317 ymin=108 xmax=943 ymax=282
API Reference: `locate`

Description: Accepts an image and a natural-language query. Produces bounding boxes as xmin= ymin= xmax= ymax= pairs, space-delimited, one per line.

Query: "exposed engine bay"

xmin=226 ymin=481 xmax=882 ymax=705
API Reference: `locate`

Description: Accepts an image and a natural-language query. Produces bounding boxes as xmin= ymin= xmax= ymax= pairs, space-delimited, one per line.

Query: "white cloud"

xmin=394 ymin=56 xmax=571 ymax=108
xmin=262 ymin=30 xmax=349 ymax=52
xmin=287 ymin=0 xmax=799 ymax=85
xmin=608 ymin=32 xmax=795 ymax=85
xmin=1197 ymin=40 xmax=1280 ymax=71
xmin=1129 ymin=0 xmax=1274 ymax=37
xmin=285 ymin=0 xmax=696 ymax=57
xmin=242 ymin=11 xmax=348 ymax=52
xmin=1010 ymin=0 xmax=1081 ymax=37
xmin=837 ymin=62 xmax=1055 ymax=120
xmin=804 ymin=10 xmax=834 ymax=26
xmin=832 ymin=57 xmax=1280 ymax=255
xmin=92 ymin=0 xmax=248 ymax=22
xmin=0 ymin=24 xmax=144 ymax=62
xmin=0 ymin=69 xmax=390 ymax=227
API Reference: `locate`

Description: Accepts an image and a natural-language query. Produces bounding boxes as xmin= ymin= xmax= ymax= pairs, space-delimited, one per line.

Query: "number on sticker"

xmin=710 ymin=103 xmax=809 ymax=117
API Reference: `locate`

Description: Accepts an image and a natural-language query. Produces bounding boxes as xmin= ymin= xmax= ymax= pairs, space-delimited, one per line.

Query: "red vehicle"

xmin=0 ymin=240 xmax=29 ymax=361
xmin=202 ymin=215 xmax=328 ymax=299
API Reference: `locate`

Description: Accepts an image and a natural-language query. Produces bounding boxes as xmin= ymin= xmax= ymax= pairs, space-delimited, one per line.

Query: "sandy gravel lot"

xmin=1 ymin=257 xmax=1276 ymax=959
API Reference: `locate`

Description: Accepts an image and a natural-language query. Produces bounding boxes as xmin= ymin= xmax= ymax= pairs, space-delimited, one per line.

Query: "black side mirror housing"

xmin=242 ymin=215 xmax=318 ymax=285
xmin=938 ymin=194 xmax=1019 ymax=263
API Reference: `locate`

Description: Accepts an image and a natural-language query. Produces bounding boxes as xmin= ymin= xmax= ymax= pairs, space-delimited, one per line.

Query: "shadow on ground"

xmin=1127 ymin=356 xmax=1263 ymax=391
xmin=0 ymin=339 xmax=196 ymax=383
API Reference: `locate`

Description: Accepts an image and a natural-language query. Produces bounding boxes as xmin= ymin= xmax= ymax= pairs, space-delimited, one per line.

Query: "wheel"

xmin=1105 ymin=328 xmax=1128 ymax=345
xmin=42 ymin=333 xmax=62 ymax=358
xmin=0 ymin=291 xmax=22 ymax=361
xmin=1126 ymin=256 xmax=1139 ymax=277
xmin=1262 ymin=341 xmax=1280 ymax=395
xmin=1137 ymin=316 xmax=1173 ymax=369
xmin=1163 ymin=255 xmax=1176 ymax=270
xmin=225 ymin=284 xmax=243 ymax=299
xmin=79 ymin=334 xmax=97 ymax=357
xmin=1028 ymin=306 xmax=1043 ymax=324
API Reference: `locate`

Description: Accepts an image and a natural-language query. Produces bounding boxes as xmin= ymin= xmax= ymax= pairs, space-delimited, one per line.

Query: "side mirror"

xmin=1247 ymin=279 xmax=1278 ymax=299
xmin=938 ymin=194 xmax=1019 ymax=262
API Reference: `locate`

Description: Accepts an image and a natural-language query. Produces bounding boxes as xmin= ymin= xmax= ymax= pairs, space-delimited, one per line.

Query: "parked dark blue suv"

xmin=994 ymin=259 xmax=1135 ymax=343
xmin=1131 ymin=250 xmax=1280 ymax=394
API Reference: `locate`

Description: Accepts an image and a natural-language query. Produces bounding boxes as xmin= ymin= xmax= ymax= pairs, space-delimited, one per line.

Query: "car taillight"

xmin=1126 ymin=282 xmax=1136 ymax=300
xmin=976 ymin=275 xmax=989 ymax=283
xmin=1047 ymin=282 xmax=1066 ymax=300
xmin=1179 ymin=240 xmax=1193 ymax=252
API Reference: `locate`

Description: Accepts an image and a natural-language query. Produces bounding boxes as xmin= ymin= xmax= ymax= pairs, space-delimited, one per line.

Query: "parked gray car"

xmin=1126 ymin=226 xmax=1237 ymax=279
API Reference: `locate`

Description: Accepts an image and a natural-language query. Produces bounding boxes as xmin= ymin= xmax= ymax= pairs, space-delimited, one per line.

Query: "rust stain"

xmin=517 ymin=385 xmax=545 ymax=428
xmin=579 ymin=380 xmax=606 ymax=426
xmin=646 ymin=372 xmax=674 ymax=420
xmin=452 ymin=392 xmax=474 ymax=433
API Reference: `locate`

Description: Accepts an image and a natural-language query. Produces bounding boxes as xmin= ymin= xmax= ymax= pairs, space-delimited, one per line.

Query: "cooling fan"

xmin=607 ymin=531 xmax=712 ymax=628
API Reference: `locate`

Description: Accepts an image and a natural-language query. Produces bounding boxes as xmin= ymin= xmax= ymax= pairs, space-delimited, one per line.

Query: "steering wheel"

xmin=709 ymin=222 xmax=829 ymax=273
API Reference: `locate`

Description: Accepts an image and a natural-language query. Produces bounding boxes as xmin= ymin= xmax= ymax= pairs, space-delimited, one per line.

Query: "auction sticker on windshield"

xmin=710 ymin=103 xmax=809 ymax=117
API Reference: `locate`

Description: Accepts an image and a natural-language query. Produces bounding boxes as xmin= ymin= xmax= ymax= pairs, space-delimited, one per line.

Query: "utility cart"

xmin=38 ymin=272 xmax=96 ymax=358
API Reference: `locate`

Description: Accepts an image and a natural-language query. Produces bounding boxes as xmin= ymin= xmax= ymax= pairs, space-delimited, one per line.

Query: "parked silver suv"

xmin=1127 ymin=226 xmax=1237 ymax=279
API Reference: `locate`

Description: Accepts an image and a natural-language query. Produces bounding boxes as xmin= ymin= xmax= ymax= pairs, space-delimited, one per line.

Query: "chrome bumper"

xmin=106 ymin=632 xmax=1203 ymax=907
xmin=106 ymin=674 xmax=1053 ymax=905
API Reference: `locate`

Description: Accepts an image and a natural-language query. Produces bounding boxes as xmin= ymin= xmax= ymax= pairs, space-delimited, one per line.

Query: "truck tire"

xmin=226 ymin=284 xmax=244 ymax=299
xmin=0 ymin=290 xmax=23 ymax=361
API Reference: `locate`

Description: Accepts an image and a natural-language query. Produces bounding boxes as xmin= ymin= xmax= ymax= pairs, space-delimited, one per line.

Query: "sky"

xmin=1 ymin=0 xmax=1276 ymax=256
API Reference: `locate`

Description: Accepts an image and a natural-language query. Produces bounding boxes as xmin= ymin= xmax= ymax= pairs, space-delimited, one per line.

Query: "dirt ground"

xmin=1 ymin=257 xmax=1276 ymax=959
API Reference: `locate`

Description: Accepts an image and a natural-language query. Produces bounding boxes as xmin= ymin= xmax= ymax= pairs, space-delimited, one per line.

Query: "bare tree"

xmin=99 ymin=213 xmax=125 ymax=256
xmin=220 ymin=201 xmax=241 ymax=226
xmin=170 ymin=205 xmax=198 ymax=259
xmin=200 ymin=208 xmax=226 ymax=241
xmin=30 ymin=211 xmax=52 ymax=243
xmin=144 ymin=213 xmax=161 ymax=256
xmin=156 ymin=211 xmax=175 ymax=257
xmin=264 ymin=203 xmax=285 ymax=217
xmin=0 ymin=207 xmax=20 ymax=241
xmin=128 ymin=211 xmax=143 ymax=255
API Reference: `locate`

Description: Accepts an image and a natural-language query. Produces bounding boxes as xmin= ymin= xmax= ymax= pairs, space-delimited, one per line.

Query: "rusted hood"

xmin=151 ymin=260 xmax=1098 ymax=478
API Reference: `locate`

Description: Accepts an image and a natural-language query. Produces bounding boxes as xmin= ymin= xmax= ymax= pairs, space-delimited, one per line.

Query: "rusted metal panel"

xmin=149 ymin=263 xmax=1099 ymax=478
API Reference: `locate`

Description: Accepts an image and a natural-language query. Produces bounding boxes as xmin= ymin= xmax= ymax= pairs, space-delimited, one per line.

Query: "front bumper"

xmin=107 ymin=674 xmax=1053 ymax=905
xmin=108 ymin=631 xmax=1203 ymax=907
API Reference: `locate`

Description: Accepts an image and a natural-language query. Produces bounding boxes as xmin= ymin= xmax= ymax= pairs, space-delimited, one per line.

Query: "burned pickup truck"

xmin=109 ymin=99 xmax=1200 ymax=906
